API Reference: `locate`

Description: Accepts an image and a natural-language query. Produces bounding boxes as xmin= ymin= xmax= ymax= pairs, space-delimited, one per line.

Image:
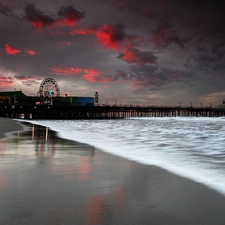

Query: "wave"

xmin=16 ymin=117 xmax=225 ymax=196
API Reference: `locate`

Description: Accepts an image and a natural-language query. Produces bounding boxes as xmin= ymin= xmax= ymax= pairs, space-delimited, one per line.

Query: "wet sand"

xmin=0 ymin=117 xmax=25 ymax=139
xmin=0 ymin=119 xmax=225 ymax=224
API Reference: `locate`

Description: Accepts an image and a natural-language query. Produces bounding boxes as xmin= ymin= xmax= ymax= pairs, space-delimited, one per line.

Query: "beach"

xmin=0 ymin=118 xmax=225 ymax=225
xmin=0 ymin=117 xmax=25 ymax=139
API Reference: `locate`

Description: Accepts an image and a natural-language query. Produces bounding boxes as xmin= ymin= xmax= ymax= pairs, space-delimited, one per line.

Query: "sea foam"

xmin=17 ymin=117 xmax=225 ymax=196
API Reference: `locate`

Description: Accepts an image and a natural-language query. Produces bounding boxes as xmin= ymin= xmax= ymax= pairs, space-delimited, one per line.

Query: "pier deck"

xmin=1 ymin=105 xmax=225 ymax=119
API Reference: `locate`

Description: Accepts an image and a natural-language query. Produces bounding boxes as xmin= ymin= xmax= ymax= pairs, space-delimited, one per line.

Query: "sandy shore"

xmin=0 ymin=120 xmax=225 ymax=224
xmin=0 ymin=117 xmax=25 ymax=140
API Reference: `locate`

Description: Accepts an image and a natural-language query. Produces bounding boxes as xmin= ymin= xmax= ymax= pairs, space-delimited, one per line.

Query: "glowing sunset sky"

xmin=1 ymin=0 xmax=225 ymax=106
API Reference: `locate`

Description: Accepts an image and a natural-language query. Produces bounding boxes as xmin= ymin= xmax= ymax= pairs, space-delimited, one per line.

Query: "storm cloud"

xmin=24 ymin=3 xmax=56 ymax=28
xmin=0 ymin=0 xmax=225 ymax=106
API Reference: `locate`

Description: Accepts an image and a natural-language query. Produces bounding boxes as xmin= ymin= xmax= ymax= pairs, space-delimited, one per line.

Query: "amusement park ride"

xmin=37 ymin=78 xmax=61 ymax=98
xmin=35 ymin=78 xmax=98 ymax=106
xmin=0 ymin=78 xmax=96 ymax=106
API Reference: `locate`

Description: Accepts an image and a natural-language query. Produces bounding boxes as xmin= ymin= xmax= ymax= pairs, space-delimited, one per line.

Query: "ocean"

xmin=18 ymin=117 xmax=225 ymax=197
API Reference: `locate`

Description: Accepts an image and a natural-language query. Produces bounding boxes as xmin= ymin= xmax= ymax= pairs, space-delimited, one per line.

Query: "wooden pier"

xmin=0 ymin=104 xmax=225 ymax=119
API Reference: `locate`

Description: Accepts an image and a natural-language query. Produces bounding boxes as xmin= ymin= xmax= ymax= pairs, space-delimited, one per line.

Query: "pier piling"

xmin=1 ymin=105 xmax=225 ymax=119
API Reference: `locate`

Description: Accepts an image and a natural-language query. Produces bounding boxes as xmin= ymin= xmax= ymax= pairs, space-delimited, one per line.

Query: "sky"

xmin=1 ymin=0 xmax=225 ymax=106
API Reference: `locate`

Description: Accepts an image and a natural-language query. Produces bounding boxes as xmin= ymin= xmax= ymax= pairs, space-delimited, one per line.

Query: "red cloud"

xmin=130 ymin=80 xmax=139 ymax=88
xmin=58 ymin=5 xmax=85 ymax=26
xmin=24 ymin=3 xmax=56 ymax=28
xmin=69 ymin=24 xmax=141 ymax=50
xmin=70 ymin=28 xmax=89 ymax=36
xmin=31 ymin=21 xmax=47 ymax=28
xmin=118 ymin=48 xmax=158 ymax=64
xmin=5 ymin=44 xmax=21 ymax=56
xmin=24 ymin=4 xmax=85 ymax=28
xmin=26 ymin=50 xmax=39 ymax=55
xmin=69 ymin=24 xmax=126 ymax=49
xmin=61 ymin=18 xmax=76 ymax=27
xmin=0 ymin=75 xmax=14 ymax=87
xmin=83 ymin=68 xmax=102 ymax=82
xmin=51 ymin=66 xmax=82 ymax=75
xmin=121 ymin=48 xmax=137 ymax=63
xmin=93 ymin=24 xmax=126 ymax=50
xmin=51 ymin=66 xmax=113 ymax=82
xmin=83 ymin=68 xmax=113 ymax=82
xmin=58 ymin=41 xmax=72 ymax=46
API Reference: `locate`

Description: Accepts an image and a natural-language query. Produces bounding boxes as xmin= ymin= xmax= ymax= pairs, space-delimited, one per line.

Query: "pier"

xmin=0 ymin=104 xmax=225 ymax=119
xmin=1 ymin=80 xmax=225 ymax=120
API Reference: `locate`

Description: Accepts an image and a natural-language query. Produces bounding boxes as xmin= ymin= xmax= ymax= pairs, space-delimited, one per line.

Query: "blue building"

xmin=75 ymin=97 xmax=94 ymax=106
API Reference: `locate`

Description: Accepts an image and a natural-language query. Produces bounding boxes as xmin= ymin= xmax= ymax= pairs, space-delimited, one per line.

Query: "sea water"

xmin=18 ymin=117 xmax=225 ymax=196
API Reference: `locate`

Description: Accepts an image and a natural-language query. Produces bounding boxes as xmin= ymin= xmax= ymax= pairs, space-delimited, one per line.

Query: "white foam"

xmin=17 ymin=117 xmax=225 ymax=196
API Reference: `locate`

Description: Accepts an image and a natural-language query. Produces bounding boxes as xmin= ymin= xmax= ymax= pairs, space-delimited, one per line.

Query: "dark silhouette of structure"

xmin=1 ymin=77 xmax=225 ymax=119
xmin=0 ymin=104 xmax=225 ymax=119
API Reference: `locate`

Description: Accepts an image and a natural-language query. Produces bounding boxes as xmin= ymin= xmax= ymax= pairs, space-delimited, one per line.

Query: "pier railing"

xmin=0 ymin=104 xmax=225 ymax=119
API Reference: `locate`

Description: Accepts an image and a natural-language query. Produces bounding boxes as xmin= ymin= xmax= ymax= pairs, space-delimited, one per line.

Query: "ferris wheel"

xmin=38 ymin=78 xmax=60 ymax=97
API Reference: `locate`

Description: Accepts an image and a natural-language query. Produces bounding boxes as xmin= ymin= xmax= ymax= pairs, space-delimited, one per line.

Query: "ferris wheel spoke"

xmin=39 ymin=78 xmax=60 ymax=98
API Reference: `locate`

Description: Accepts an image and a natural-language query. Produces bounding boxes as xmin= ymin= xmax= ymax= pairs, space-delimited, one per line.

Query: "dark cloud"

xmin=102 ymin=23 xmax=126 ymax=42
xmin=91 ymin=23 xmax=127 ymax=49
xmin=24 ymin=2 xmax=56 ymax=28
xmin=70 ymin=23 xmax=129 ymax=49
xmin=1 ymin=0 xmax=225 ymax=105
xmin=57 ymin=5 xmax=85 ymax=26
xmin=117 ymin=70 xmax=128 ymax=79
xmin=111 ymin=0 xmax=176 ymax=23
xmin=152 ymin=23 xmax=192 ymax=49
xmin=115 ymin=64 xmax=194 ymax=91
xmin=14 ymin=75 xmax=33 ymax=80
xmin=1 ymin=2 xmax=86 ymax=28
xmin=117 ymin=48 xmax=158 ymax=64
xmin=184 ymin=41 xmax=225 ymax=71
xmin=211 ymin=40 xmax=225 ymax=62
xmin=0 ymin=3 xmax=14 ymax=17
xmin=111 ymin=0 xmax=142 ymax=13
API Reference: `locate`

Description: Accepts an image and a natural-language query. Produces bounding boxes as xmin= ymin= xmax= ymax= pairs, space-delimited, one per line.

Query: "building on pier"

xmin=0 ymin=90 xmax=95 ymax=106
xmin=58 ymin=96 xmax=94 ymax=106
xmin=0 ymin=91 xmax=27 ymax=105
xmin=0 ymin=78 xmax=95 ymax=106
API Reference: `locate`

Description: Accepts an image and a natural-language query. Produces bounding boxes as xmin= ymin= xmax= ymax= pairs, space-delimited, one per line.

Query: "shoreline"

xmin=15 ymin=118 xmax=225 ymax=198
xmin=1 ymin=118 xmax=225 ymax=224
xmin=0 ymin=117 xmax=27 ymax=140
xmin=15 ymin=119 xmax=225 ymax=197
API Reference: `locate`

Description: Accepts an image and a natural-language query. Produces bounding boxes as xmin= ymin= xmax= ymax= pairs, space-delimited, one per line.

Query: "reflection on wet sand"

xmin=0 ymin=123 xmax=122 ymax=225
xmin=0 ymin=124 xmax=127 ymax=225
xmin=78 ymin=156 xmax=92 ymax=180
xmin=1 ymin=123 xmax=225 ymax=225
